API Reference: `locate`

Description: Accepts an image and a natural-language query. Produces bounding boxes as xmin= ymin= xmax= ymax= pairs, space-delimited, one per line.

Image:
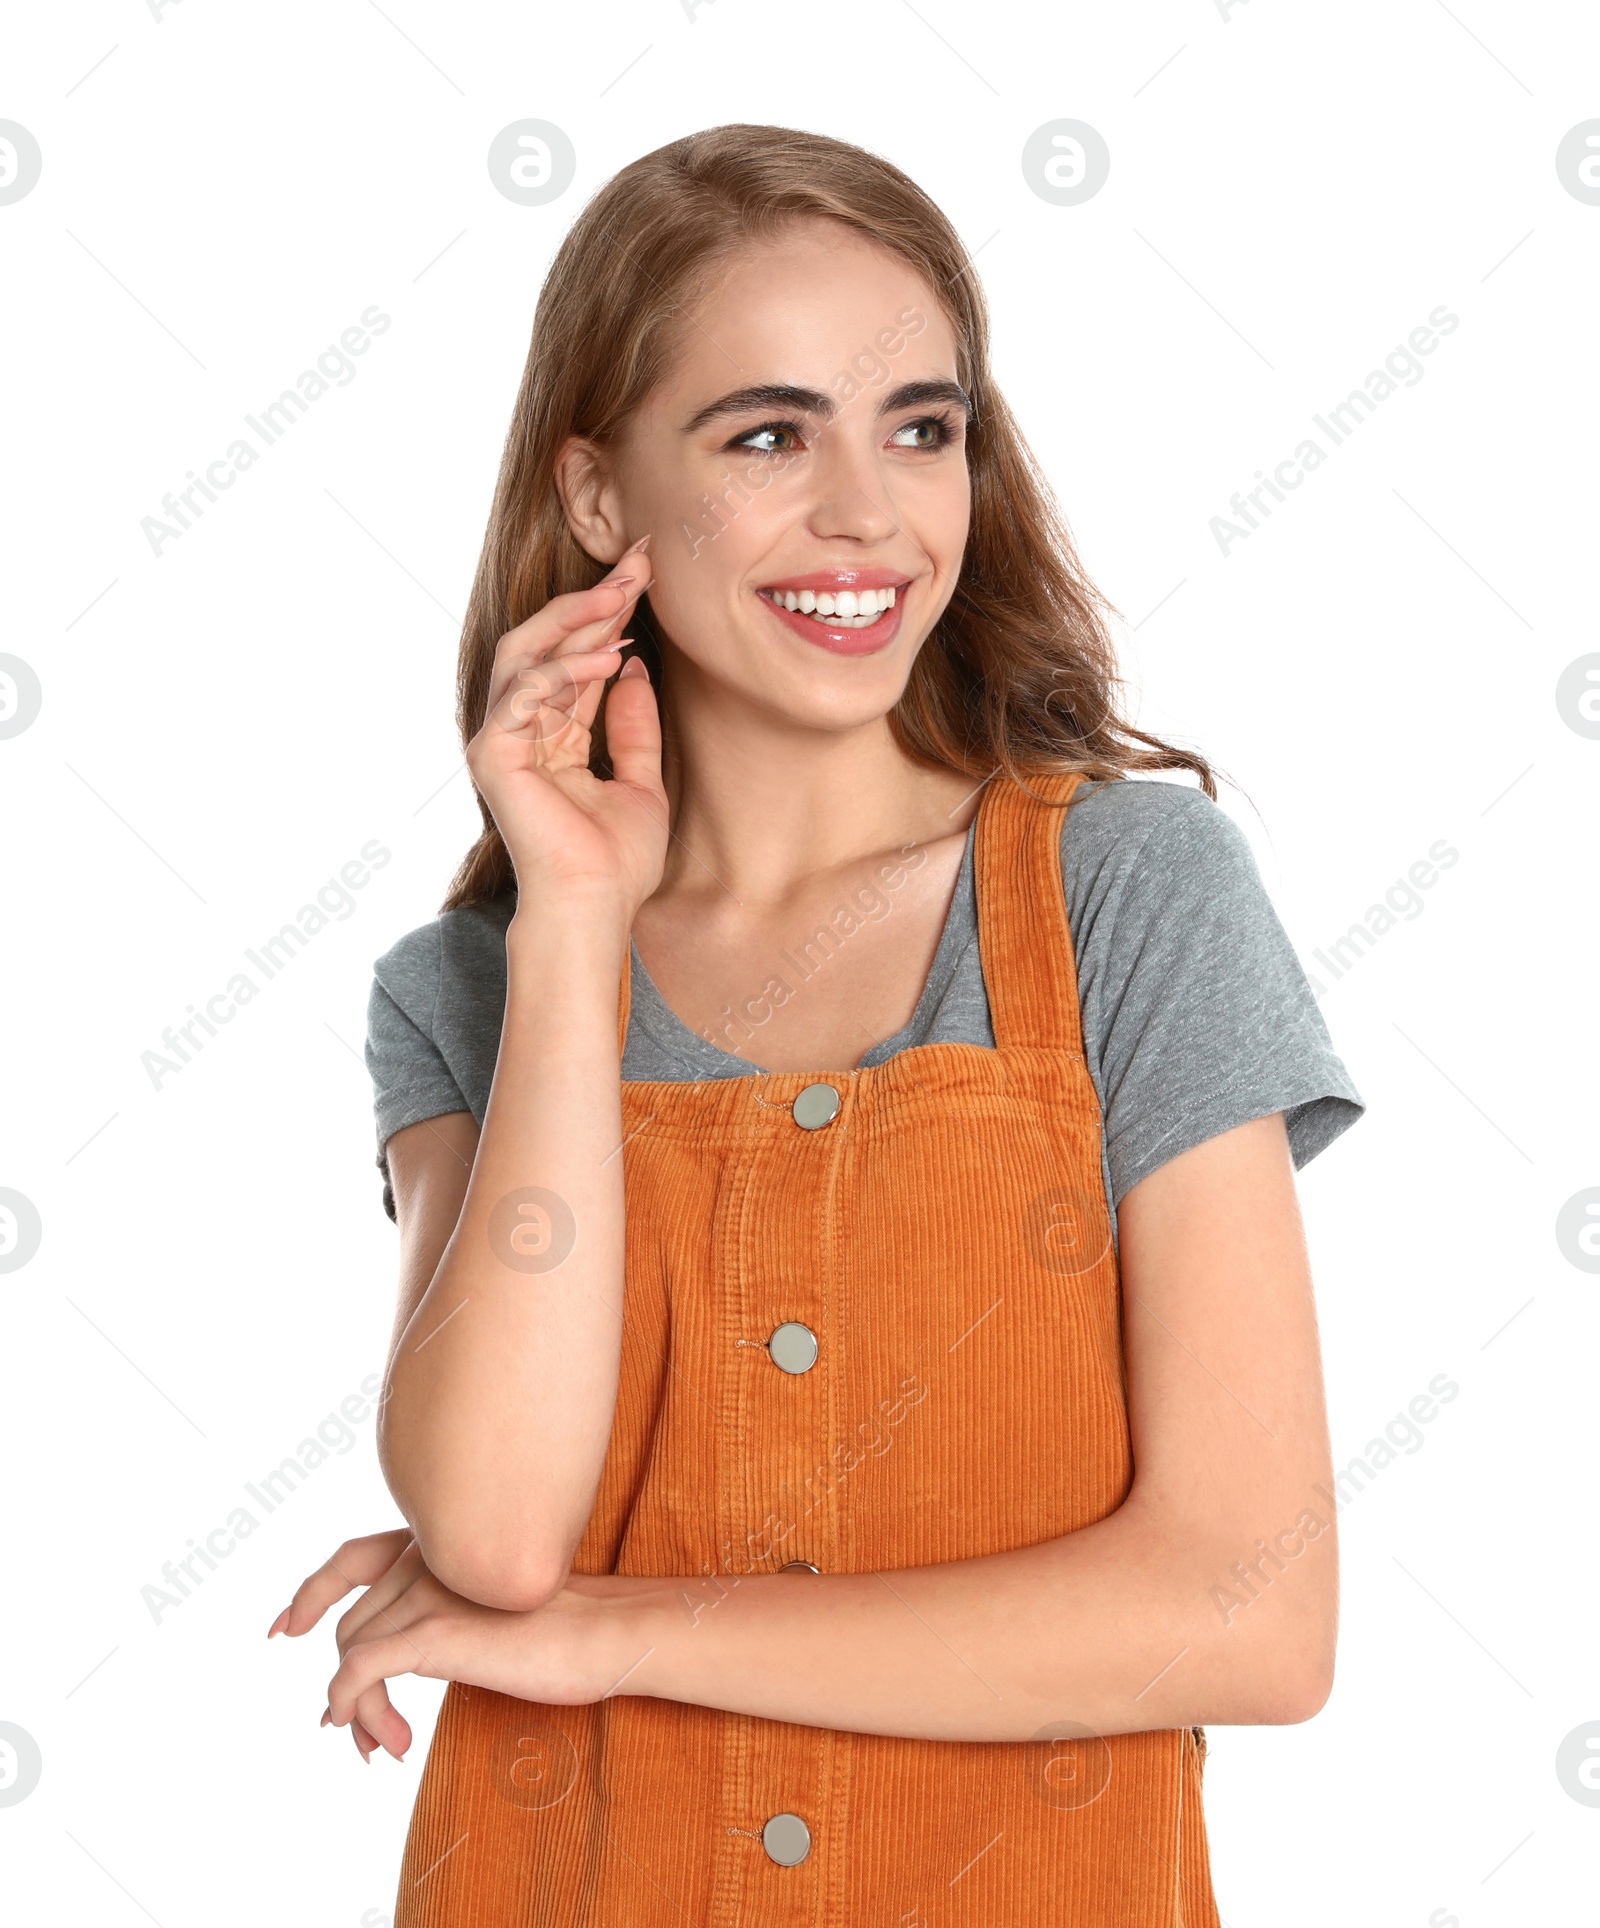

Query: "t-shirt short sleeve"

xmin=1062 ymin=779 xmax=1365 ymax=1210
xmin=364 ymin=896 xmax=514 ymax=1220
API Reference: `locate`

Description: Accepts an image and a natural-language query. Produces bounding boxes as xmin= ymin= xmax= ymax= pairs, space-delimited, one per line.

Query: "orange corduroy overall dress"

xmin=392 ymin=769 xmax=1219 ymax=1926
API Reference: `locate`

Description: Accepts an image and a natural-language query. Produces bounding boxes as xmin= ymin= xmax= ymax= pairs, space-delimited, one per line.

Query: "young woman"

xmin=269 ymin=124 xmax=1364 ymax=1924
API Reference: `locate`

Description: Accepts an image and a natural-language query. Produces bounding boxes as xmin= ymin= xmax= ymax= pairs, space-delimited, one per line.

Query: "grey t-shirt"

xmin=364 ymin=777 xmax=1365 ymax=1234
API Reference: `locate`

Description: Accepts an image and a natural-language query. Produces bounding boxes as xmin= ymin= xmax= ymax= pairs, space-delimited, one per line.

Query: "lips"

xmin=755 ymin=573 xmax=911 ymax=656
xmin=758 ymin=568 xmax=908 ymax=593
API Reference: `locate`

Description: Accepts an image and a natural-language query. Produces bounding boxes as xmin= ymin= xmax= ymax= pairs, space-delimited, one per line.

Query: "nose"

xmin=800 ymin=415 xmax=900 ymax=546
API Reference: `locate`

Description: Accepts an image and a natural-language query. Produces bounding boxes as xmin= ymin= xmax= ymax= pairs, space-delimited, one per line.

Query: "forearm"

xmin=379 ymin=898 xmax=631 ymax=1607
xmin=599 ymin=1492 xmax=1338 ymax=1741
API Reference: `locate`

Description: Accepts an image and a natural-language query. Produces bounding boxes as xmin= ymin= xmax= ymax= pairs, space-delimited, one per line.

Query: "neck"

xmin=654 ymin=685 xmax=982 ymax=907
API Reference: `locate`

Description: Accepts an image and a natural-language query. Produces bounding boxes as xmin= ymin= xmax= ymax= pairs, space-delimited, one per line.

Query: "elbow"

xmin=380 ymin=1435 xmax=575 ymax=1612
xmin=1182 ymin=1498 xmax=1339 ymax=1726
xmin=1252 ymin=1643 xmax=1336 ymax=1724
xmin=1223 ymin=1603 xmax=1338 ymax=1725
xmin=419 ymin=1532 xmax=572 ymax=1614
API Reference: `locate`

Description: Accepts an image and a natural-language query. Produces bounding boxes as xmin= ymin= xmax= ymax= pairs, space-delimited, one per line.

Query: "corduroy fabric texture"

xmin=392 ymin=770 xmax=1221 ymax=1926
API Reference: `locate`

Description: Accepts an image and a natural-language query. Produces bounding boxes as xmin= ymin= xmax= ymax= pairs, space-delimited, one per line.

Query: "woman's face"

xmin=566 ymin=219 xmax=972 ymax=735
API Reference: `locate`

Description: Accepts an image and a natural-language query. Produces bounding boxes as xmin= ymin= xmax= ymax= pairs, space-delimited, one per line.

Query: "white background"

xmin=3 ymin=1 xmax=1596 ymax=1922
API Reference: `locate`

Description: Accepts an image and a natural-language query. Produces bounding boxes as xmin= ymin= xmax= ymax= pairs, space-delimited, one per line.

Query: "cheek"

xmin=946 ymin=466 xmax=974 ymax=529
xmin=644 ymin=540 xmax=754 ymax=645
xmin=658 ymin=447 xmax=787 ymax=541
xmin=718 ymin=455 xmax=801 ymax=517
xmin=684 ymin=466 xmax=796 ymax=563
xmin=914 ymin=466 xmax=972 ymax=562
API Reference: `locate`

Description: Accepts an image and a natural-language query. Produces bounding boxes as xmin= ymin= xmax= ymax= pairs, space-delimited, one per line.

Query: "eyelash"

xmin=727 ymin=412 xmax=962 ymax=456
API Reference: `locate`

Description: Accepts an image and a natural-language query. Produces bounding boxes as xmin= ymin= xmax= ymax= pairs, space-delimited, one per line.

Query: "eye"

xmin=889 ymin=413 xmax=959 ymax=451
xmin=732 ymin=420 xmax=805 ymax=454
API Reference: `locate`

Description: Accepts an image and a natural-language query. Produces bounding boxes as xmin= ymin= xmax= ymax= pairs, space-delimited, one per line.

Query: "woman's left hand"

xmin=267 ymin=1529 xmax=642 ymax=1763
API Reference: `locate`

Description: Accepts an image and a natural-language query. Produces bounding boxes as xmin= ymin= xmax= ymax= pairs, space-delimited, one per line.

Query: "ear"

xmin=554 ymin=435 xmax=629 ymax=566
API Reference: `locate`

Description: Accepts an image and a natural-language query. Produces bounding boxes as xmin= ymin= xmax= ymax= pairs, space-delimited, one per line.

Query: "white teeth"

xmin=763 ymin=585 xmax=905 ymax=627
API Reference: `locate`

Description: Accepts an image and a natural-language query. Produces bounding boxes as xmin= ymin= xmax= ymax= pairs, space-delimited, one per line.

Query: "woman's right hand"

xmin=466 ymin=538 xmax=668 ymax=918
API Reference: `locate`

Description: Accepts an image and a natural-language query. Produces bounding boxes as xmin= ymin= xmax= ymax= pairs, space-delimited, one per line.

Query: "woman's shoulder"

xmin=1060 ymin=775 xmax=1260 ymax=908
xmin=1056 ymin=776 xmax=1365 ymax=1199
xmin=1054 ymin=772 xmax=1319 ymax=1054
xmin=1066 ymin=771 xmax=1245 ymax=840
xmin=372 ymin=891 xmax=516 ymax=1026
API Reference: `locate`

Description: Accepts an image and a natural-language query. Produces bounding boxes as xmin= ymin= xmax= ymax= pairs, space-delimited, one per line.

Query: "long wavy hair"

xmin=441 ymin=123 xmax=1215 ymax=912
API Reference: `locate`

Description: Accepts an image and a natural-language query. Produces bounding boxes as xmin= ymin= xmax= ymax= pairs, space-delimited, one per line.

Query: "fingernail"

xmin=267 ymin=1609 xmax=289 ymax=1639
xmin=321 ymin=1708 xmax=331 ymax=1727
xmin=608 ymin=574 xmax=637 ymax=591
xmin=619 ymin=658 xmax=647 ymax=680
xmin=626 ymin=532 xmax=652 ymax=555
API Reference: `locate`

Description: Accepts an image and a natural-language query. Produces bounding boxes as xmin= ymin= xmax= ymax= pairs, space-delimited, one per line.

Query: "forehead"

xmin=650 ymin=222 xmax=960 ymax=412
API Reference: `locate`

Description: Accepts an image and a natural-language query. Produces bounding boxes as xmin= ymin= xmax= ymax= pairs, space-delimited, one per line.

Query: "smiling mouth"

xmin=757 ymin=583 xmax=906 ymax=630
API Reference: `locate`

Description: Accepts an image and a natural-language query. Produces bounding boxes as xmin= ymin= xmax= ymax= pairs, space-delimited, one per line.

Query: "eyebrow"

xmin=680 ymin=377 xmax=974 ymax=435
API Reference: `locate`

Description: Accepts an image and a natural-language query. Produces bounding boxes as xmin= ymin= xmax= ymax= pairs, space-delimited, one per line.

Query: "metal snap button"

xmin=762 ymin=1811 xmax=812 ymax=1866
xmin=781 ymin=1560 xmax=820 ymax=1573
xmin=768 ymin=1322 xmax=818 ymax=1374
xmin=791 ymin=1082 xmax=840 ymax=1129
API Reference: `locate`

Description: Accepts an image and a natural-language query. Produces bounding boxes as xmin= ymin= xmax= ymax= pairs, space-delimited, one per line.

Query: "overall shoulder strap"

xmin=973 ymin=769 xmax=1089 ymax=1055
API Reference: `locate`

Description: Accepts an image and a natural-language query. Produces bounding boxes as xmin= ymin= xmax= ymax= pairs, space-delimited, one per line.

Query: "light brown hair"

xmin=442 ymin=123 xmax=1215 ymax=911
